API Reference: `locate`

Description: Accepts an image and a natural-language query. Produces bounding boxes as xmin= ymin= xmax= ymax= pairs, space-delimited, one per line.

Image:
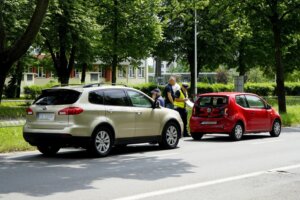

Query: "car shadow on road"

xmin=0 ymin=144 xmax=195 ymax=197
xmin=185 ymin=134 xmax=272 ymax=143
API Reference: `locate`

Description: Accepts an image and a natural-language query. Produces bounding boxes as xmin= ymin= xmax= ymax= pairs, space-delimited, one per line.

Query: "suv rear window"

xmin=198 ymin=96 xmax=228 ymax=107
xmin=34 ymin=89 xmax=81 ymax=105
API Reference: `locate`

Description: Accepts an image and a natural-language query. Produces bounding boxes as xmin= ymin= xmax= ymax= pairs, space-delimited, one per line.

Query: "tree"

xmin=97 ymin=0 xmax=162 ymax=84
xmin=153 ymin=0 xmax=236 ymax=95
xmin=240 ymin=0 xmax=300 ymax=113
xmin=41 ymin=0 xmax=100 ymax=85
xmin=0 ymin=0 xmax=49 ymax=102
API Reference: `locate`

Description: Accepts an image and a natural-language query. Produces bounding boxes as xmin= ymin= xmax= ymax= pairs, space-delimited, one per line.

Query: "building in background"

xmin=5 ymin=57 xmax=149 ymax=94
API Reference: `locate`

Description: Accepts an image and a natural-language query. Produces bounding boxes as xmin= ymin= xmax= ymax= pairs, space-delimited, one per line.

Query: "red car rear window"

xmin=198 ymin=96 xmax=228 ymax=108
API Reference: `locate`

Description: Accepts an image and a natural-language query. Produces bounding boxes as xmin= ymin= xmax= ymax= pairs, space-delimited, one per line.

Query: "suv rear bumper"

xmin=23 ymin=132 xmax=90 ymax=147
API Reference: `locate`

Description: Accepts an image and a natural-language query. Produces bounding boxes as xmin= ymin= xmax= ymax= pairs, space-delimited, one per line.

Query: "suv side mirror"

xmin=153 ymin=101 xmax=160 ymax=109
xmin=266 ymin=104 xmax=272 ymax=110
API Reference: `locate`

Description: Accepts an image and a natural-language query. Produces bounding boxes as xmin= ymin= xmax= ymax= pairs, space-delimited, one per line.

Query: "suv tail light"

xmin=58 ymin=107 xmax=83 ymax=115
xmin=26 ymin=108 xmax=33 ymax=115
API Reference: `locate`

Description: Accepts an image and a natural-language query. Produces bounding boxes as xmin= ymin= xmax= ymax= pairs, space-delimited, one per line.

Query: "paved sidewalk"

xmin=0 ymin=119 xmax=25 ymax=127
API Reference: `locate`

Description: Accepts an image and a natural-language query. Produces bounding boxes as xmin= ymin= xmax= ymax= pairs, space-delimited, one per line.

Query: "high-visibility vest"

xmin=174 ymin=89 xmax=188 ymax=109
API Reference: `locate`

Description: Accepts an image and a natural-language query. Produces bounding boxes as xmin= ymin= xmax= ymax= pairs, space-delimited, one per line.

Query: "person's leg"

xmin=182 ymin=109 xmax=189 ymax=137
xmin=166 ymin=103 xmax=174 ymax=109
xmin=175 ymin=108 xmax=188 ymax=137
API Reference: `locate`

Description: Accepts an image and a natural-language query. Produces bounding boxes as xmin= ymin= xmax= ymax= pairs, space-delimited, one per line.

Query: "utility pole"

xmin=194 ymin=1 xmax=198 ymax=97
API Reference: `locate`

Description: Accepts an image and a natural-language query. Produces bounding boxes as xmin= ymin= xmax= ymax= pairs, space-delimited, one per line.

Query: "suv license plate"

xmin=37 ymin=113 xmax=55 ymax=121
xmin=201 ymin=121 xmax=217 ymax=125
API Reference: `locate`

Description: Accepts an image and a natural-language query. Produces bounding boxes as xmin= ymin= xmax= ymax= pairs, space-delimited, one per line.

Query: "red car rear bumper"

xmin=190 ymin=116 xmax=236 ymax=134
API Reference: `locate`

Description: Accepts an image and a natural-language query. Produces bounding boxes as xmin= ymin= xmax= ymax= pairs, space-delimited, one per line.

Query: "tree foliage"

xmin=96 ymin=0 xmax=163 ymax=83
xmin=40 ymin=0 xmax=100 ymax=84
xmin=0 ymin=0 xmax=49 ymax=102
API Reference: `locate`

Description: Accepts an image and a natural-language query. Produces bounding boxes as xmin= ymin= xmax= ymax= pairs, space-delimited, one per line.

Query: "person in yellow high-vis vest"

xmin=174 ymin=83 xmax=189 ymax=137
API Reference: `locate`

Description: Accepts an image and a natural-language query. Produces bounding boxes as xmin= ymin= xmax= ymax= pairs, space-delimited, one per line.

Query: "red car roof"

xmin=198 ymin=92 xmax=256 ymax=97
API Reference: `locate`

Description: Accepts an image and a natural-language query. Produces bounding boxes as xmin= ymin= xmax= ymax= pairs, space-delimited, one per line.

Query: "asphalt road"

xmin=1 ymin=128 xmax=300 ymax=200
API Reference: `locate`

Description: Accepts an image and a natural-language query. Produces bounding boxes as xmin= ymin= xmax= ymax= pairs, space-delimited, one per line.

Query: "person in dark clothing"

xmin=174 ymin=83 xmax=189 ymax=137
xmin=151 ymin=88 xmax=165 ymax=107
xmin=164 ymin=76 xmax=176 ymax=109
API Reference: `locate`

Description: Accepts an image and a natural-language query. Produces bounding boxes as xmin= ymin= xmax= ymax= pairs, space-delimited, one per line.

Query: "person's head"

xmin=169 ymin=76 xmax=176 ymax=86
xmin=151 ymin=88 xmax=161 ymax=99
xmin=181 ymin=83 xmax=189 ymax=92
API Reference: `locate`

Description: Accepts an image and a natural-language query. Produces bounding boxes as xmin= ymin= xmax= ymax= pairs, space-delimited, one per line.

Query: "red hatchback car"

xmin=190 ymin=92 xmax=281 ymax=141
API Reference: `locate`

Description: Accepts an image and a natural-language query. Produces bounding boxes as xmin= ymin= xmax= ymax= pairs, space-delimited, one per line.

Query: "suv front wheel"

xmin=160 ymin=122 xmax=180 ymax=149
xmin=89 ymin=126 xmax=113 ymax=157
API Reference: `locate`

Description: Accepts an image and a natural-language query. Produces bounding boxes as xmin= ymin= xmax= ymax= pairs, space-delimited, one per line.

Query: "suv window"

xmin=198 ymin=96 xmax=228 ymax=108
xmin=245 ymin=95 xmax=265 ymax=109
xmin=104 ymin=90 xmax=129 ymax=106
xmin=89 ymin=90 xmax=104 ymax=105
xmin=235 ymin=95 xmax=249 ymax=108
xmin=127 ymin=90 xmax=152 ymax=108
xmin=34 ymin=89 xmax=81 ymax=105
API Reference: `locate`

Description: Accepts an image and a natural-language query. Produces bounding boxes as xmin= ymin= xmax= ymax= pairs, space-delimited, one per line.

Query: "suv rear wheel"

xmin=191 ymin=133 xmax=204 ymax=140
xmin=37 ymin=145 xmax=60 ymax=156
xmin=231 ymin=122 xmax=244 ymax=141
xmin=160 ymin=122 xmax=180 ymax=149
xmin=270 ymin=119 xmax=281 ymax=137
xmin=89 ymin=126 xmax=113 ymax=157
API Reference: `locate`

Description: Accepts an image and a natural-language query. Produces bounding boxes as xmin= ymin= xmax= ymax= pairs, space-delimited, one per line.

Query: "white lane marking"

xmin=113 ymin=164 xmax=300 ymax=200
xmin=252 ymin=139 xmax=282 ymax=145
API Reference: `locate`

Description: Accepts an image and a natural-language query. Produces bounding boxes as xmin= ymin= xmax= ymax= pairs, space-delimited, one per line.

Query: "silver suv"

xmin=23 ymin=85 xmax=183 ymax=157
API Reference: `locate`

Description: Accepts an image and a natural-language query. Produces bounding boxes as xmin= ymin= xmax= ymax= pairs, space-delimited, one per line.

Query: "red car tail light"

xmin=26 ymin=108 xmax=33 ymax=115
xmin=58 ymin=107 xmax=83 ymax=115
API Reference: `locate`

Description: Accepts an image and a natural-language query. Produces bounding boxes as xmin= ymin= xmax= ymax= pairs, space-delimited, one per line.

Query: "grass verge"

xmin=0 ymin=126 xmax=35 ymax=153
xmin=278 ymin=105 xmax=300 ymax=127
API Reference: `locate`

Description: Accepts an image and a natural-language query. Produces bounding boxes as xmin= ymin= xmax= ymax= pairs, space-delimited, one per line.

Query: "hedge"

xmin=23 ymin=82 xmax=300 ymax=100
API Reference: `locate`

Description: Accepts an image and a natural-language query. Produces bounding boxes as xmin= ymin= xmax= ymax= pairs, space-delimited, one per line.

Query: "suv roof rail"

xmin=83 ymin=83 xmax=127 ymax=88
xmin=51 ymin=84 xmax=83 ymax=88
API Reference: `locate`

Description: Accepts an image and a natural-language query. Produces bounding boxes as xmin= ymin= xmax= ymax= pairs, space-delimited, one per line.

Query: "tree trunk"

xmin=155 ymin=57 xmax=162 ymax=77
xmin=187 ymin=49 xmax=196 ymax=97
xmin=0 ymin=65 xmax=9 ymax=103
xmin=15 ymin=61 xmax=23 ymax=98
xmin=112 ymin=54 xmax=118 ymax=84
xmin=272 ymin=19 xmax=286 ymax=114
xmin=238 ymin=39 xmax=246 ymax=77
xmin=81 ymin=63 xmax=87 ymax=83
xmin=111 ymin=0 xmax=118 ymax=85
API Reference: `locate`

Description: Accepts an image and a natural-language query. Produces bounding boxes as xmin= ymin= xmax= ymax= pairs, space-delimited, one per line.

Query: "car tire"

xmin=89 ymin=126 xmax=113 ymax=157
xmin=159 ymin=122 xmax=180 ymax=149
xmin=37 ymin=145 xmax=60 ymax=156
xmin=231 ymin=122 xmax=244 ymax=141
xmin=270 ymin=119 xmax=281 ymax=137
xmin=191 ymin=133 xmax=204 ymax=140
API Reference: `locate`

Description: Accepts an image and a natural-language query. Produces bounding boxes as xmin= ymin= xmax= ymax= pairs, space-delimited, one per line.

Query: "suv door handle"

xmin=136 ymin=112 xmax=142 ymax=115
xmin=107 ymin=109 xmax=113 ymax=114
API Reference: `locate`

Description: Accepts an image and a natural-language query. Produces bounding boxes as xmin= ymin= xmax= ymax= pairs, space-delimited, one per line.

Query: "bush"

xmin=23 ymin=82 xmax=58 ymax=99
xmin=244 ymin=83 xmax=275 ymax=96
xmin=131 ymin=83 xmax=165 ymax=96
xmin=284 ymin=82 xmax=300 ymax=96
xmin=24 ymin=85 xmax=44 ymax=99
xmin=134 ymin=82 xmax=300 ymax=97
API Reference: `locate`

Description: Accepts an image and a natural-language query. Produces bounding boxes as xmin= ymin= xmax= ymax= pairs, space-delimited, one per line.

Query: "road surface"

xmin=1 ymin=128 xmax=300 ymax=200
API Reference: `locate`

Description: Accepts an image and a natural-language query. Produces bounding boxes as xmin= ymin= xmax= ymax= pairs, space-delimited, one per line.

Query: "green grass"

xmin=0 ymin=127 xmax=35 ymax=153
xmin=0 ymin=102 xmax=29 ymax=120
xmin=275 ymin=105 xmax=300 ymax=127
